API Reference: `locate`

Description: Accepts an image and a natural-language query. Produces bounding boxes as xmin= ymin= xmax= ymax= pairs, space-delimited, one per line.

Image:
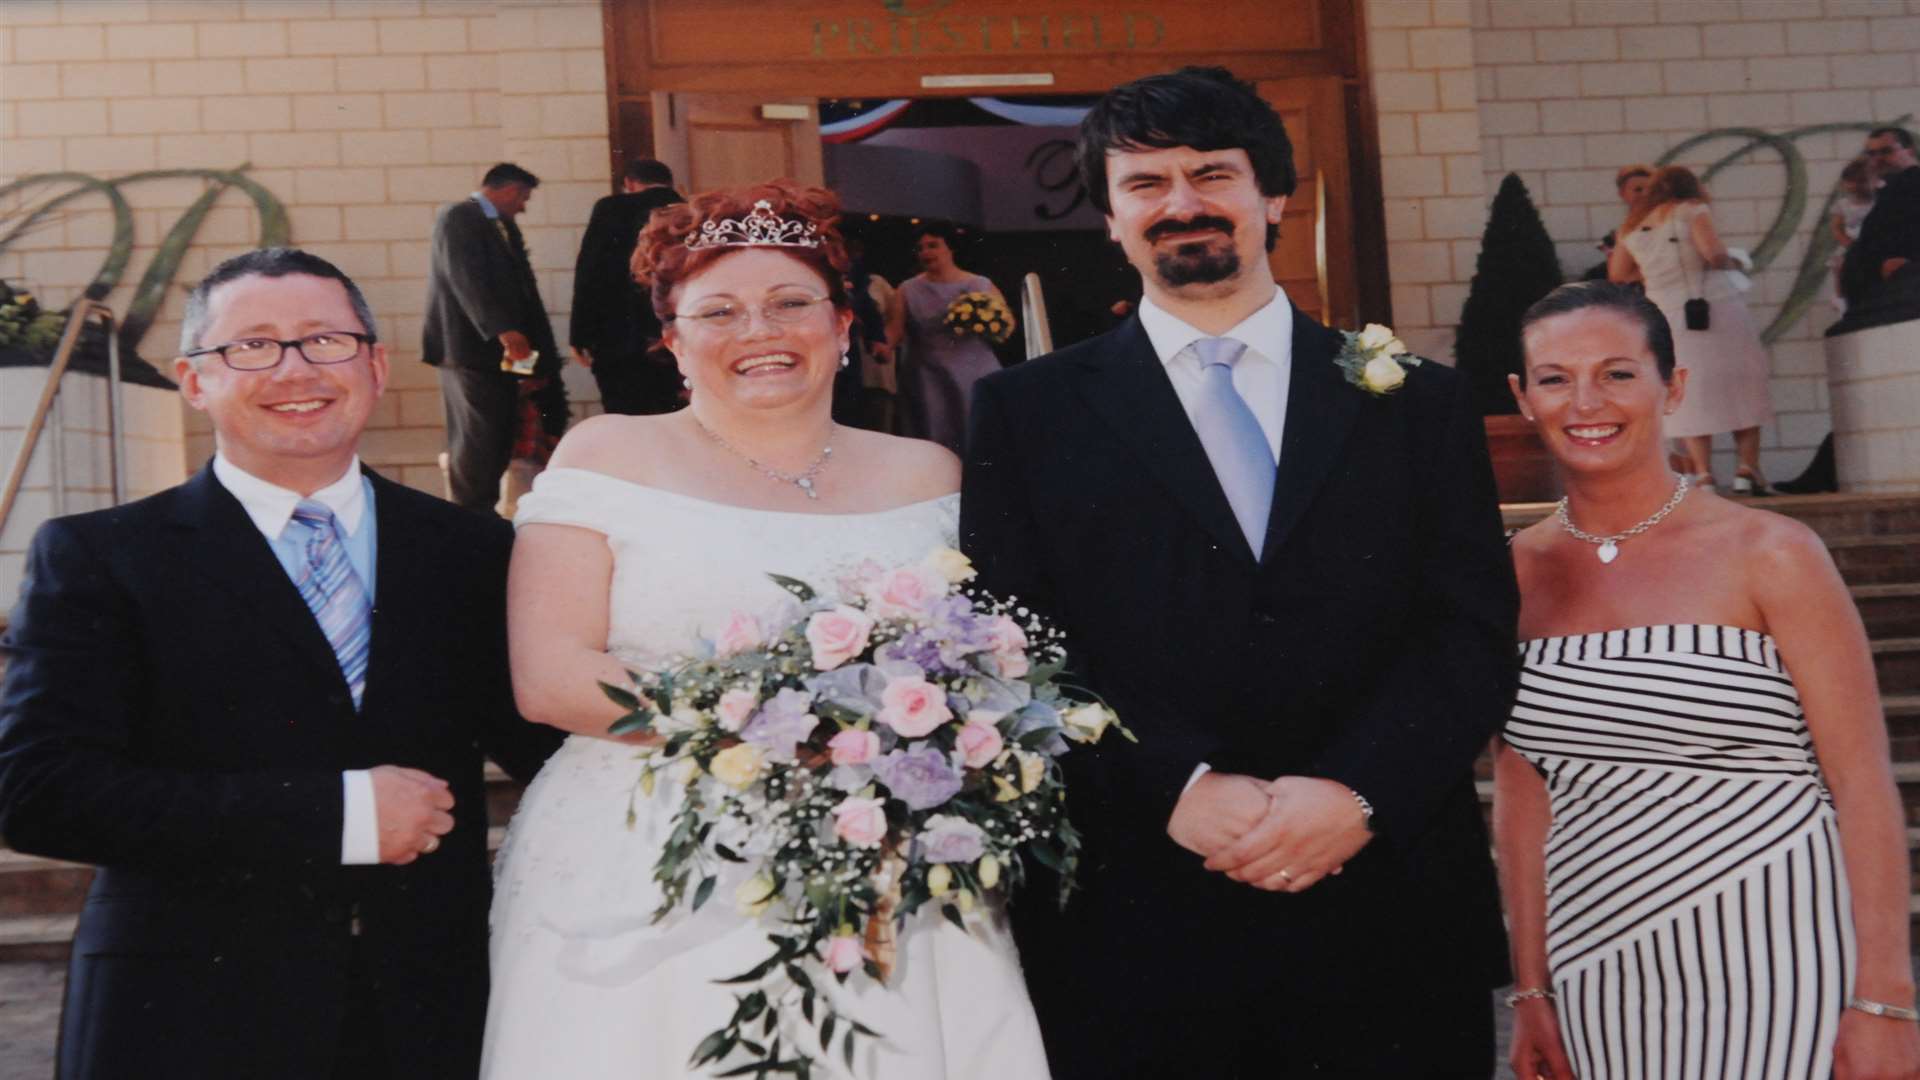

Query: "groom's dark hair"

xmin=1077 ymin=66 xmax=1297 ymax=221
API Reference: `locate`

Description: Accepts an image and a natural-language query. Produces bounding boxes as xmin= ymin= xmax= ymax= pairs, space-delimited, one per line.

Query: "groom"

xmin=962 ymin=67 xmax=1518 ymax=1077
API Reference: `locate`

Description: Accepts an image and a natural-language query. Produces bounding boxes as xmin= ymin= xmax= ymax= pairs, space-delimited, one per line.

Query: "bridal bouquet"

xmin=600 ymin=548 xmax=1127 ymax=1077
xmin=941 ymin=290 xmax=1014 ymax=344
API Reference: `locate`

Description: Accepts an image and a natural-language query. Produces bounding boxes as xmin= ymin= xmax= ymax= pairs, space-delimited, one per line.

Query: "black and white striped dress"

xmin=1507 ymin=624 xmax=1855 ymax=1079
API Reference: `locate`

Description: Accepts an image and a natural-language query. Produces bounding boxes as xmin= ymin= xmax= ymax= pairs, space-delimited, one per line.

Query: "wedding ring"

xmin=422 ymin=836 xmax=440 ymax=854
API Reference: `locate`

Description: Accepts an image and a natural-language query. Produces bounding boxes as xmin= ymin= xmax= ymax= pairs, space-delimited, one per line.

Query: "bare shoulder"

xmin=547 ymin=413 xmax=680 ymax=482
xmin=1507 ymin=517 xmax=1559 ymax=585
xmin=1721 ymin=501 xmax=1838 ymax=597
xmin=841 ymin=429 xmax=961 ymax=502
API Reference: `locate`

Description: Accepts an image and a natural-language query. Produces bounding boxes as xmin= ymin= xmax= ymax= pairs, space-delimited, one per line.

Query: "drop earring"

xmin=682 ymin=377 xmax=691 ymax=389
xmin=840 ymin=350 xmax=851 ymax=369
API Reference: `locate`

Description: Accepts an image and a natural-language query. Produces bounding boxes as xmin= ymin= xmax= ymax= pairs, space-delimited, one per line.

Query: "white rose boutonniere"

xmin=1335 ymin=322 xmax=1423 ymax=397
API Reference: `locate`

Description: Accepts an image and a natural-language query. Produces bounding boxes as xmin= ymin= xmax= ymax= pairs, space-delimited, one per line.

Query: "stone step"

xmin=1859 ymin=584 xmax=1920 ymax=639
xmin=1826 ymin=533 xmax=1920 ymax=585
xmin=1879 ymin=639 xmax=1920 ymax=696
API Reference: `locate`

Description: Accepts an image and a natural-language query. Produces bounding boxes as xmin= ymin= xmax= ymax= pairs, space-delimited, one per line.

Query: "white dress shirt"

xmin=1136 ymin=288 xmax=1295 ymax=794
xmin=1136 ymin=286 xmax=1293 ymax=462
xmin=211 ymin=454 xmax=382 ymax=865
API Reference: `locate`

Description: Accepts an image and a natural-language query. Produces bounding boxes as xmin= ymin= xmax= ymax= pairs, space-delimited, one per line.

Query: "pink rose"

xmin=713 ymin=612 xmax=763 ymax=657
xmin=866 ymin=565 xmax=946 ymax=619
xmin=983 ymin=616 xmax=1030 ymax=678
xmin=806 ymin=606 xmax=874 ymax=671
xmin=823 ymin=933 xmax=865 ymax=974
xmin=828 ymin=728 xmax=881 ymax=766
xmin=955 ymin=717 xmax=1004 ymax=768
xmin=832 ymin=795 xmax=889 ymax=848
xmin=877 ymin=675 xmax=952 ymax=738
xmin=715 ymin=688 xmax=757 ymax=733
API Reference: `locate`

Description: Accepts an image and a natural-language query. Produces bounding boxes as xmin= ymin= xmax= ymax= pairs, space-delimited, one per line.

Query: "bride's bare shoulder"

xmin=841 ymin=429 xmax=960 ymax=502
xmin=548 ymin=413 xmax=683 ymax=483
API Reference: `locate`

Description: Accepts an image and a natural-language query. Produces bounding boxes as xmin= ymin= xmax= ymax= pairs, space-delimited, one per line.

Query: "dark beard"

xmin=1153 ymin=241 xmax=1240 ymax=287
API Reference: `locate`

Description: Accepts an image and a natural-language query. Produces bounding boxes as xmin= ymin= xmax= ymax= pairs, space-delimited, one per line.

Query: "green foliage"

xmin=1455 ymin=173 xmax=1563 ymax=416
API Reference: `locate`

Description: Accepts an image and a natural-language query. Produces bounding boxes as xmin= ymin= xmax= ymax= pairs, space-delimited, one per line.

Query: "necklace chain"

xmin=692 ymin=415 xmax=835 ymax=499
xmin=1555 ymin=475 xmax=1691 ymax=563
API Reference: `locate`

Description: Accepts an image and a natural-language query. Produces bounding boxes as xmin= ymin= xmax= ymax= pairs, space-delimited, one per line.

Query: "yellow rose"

xmin=1016 ymin=749 xmax=1045 ymax=793
xmin=735 ymin=873 xmax=777 ymax=917
xmin=971 ymin=321 xmax=985 ymax=333
xmin=924 ymin=547 xmax=977 ymax=584
xmin=977 ymin=854 xmax=1001 ymax=890
xmin=992 ymin=775 xmax=1021 ymax=802
xmin=1361 ymin=355 xmax=1407 ymax=393
xmin=927 ymin=863 xmax=952 ymax=896
xmin=955 ymin=888 xmax=975 ymax=914
xmin=709 ymin=744 xmax=764 ymax=789
xmin=1062 ymin=703 xmax=1115 ymax=741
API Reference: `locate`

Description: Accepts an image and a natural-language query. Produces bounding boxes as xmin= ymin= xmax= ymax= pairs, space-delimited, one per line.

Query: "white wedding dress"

xmin=482 ymin=468 xmax=1051 ymax=1080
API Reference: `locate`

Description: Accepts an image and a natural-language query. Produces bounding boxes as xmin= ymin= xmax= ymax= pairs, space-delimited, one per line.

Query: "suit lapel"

xmin=1073 ymin=318 xmax=1255 ymax=560
xmin=166 ymin=466 xmax=350 ymax=696
xmin=1261 ymin=308 xmax=1362 ymax=562
xmin=358 ymin=469 xmax=438 ymax=715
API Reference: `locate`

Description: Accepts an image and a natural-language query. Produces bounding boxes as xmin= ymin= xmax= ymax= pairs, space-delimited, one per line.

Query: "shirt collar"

xmin=1137 ymin=287 xmax=1294 ymax=369
xmin=471 ymin=192 xmax=499 ymax=220
xmin=212 ymin=453 xmax=367 ymax=540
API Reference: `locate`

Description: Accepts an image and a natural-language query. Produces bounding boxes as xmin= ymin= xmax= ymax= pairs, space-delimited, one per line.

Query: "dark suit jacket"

xmin=423 ymin=197 xmax=560 ymax=376
xmin=569 ymin=186 xmax=683 ymax=360
xmin=0 ymin=466 xmax=563 ymax=1080
xmin=962 ymin=308 xmax=1516 ymax=1013
xmin=1842 ymin=166 xmax=1920 ymax=305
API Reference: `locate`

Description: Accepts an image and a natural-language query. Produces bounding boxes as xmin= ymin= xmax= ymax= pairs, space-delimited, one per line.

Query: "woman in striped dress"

xmin=1494 ymin=282 xmax=1920 ymax=1079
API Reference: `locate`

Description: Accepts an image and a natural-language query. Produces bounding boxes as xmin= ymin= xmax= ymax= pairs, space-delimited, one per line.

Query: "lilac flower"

xmin=873 ymin=744 xmax=964 ymax=811
xmin=917 ymin=814 xmax=986 ymax=863
xmin=741 ymin=687 xmax=820 ymax=760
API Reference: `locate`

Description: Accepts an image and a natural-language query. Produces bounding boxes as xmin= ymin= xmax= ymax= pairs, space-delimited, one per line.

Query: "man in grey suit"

xmin=423 ymin=162 xmax=567 ymax=513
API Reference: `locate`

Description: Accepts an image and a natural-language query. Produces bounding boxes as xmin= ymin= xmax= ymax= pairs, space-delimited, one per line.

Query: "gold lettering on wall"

xmin=811 ymin=11 xmax=1166 ymax=57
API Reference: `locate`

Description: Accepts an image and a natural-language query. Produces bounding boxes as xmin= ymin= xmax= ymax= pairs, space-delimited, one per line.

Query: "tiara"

xmin=685 ymin=200 xmax=822 ymax=250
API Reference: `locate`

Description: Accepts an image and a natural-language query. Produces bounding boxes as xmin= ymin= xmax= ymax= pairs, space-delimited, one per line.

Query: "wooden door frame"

xmin=596 ymin=0 xmax=1393 ymax=327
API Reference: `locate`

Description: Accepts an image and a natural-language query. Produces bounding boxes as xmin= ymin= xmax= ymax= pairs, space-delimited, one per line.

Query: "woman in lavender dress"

xmin=888 ymin=223 xmax=1012 ymax=453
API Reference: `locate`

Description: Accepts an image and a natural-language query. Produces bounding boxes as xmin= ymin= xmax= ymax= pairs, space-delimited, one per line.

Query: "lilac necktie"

xmin=1188 ymin=337 xmax=1276 ymax=558
xmin=290 ymin=499 xmax=372 ymax=709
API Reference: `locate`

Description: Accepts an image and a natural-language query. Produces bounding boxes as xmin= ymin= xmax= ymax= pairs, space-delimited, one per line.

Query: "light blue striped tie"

xmin=1189 ymin=337 xmax=1276 ymax=559
xmin=290 ymin=499 xmax=371 ymax=709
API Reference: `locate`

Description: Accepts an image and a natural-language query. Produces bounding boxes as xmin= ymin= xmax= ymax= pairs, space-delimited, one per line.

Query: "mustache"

xmin=1144 ymin=216 xmax=1235 ymax=242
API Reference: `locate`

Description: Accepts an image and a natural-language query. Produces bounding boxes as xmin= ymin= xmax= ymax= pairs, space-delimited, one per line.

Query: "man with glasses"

xmin=0 ymin=248 xmax=562 ymax=1080
xmin=1840 ymin=126 xmax=1920 ymax=308
xmin=423 ymin=162 xmax=567 ymax=513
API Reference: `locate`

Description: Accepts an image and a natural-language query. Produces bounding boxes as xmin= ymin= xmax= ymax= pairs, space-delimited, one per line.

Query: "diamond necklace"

xmin=691 ymin=415 xmax=835 ymax=499
xmin=1554 ymin=474 xmax=1691 ymax=564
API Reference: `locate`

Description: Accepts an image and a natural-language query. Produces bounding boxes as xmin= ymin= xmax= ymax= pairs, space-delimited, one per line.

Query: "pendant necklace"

xmin=693 ymin=415 xmax=835 ymax=500
xmin=1555 ymin=474 xmax=1691 ymax=565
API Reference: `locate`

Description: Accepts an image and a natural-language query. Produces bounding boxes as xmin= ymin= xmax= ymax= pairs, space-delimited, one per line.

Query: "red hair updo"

xmin=631 ymin=180 xmax=851 ymax=323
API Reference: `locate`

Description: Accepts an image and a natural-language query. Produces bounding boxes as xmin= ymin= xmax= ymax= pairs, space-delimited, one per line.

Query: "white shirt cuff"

xmin=1181 ymin=762 xmax=1212 ymax=794
xmin=340 ymin=770 xmax=380 ymax=865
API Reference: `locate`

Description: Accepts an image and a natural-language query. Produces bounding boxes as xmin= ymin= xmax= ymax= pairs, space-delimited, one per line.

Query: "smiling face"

xmin=661 ymin=248 xmax=852 ymax=415
xmin=175 ymin=272 xmax=388 ymax=493
xmin=1513 ymin=307 xmax=1686 ymax=479
xmin=914 ymin=233 xmax=955 ymax=273
xmin=1103 ymin=144 xmax=1286 ymax=300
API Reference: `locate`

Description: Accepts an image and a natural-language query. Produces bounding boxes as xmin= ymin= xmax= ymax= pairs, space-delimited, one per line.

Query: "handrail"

xmin=0 ymin=299 xmax=125 ymax=536
xmin=1021 ymin=272 xmax=1053 ymax=360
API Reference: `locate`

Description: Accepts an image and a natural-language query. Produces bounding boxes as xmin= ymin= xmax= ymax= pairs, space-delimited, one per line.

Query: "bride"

xmin=482 ymin=182 xmax=1051 ymax=1078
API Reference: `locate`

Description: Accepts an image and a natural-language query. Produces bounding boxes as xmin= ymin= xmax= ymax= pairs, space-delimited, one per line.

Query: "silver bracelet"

xmin=1848 ymin=996 xmax=1920 ymax=1021
xmin=1504 ymin=987 xmax=1555 ymax=1007
xmin=1351 ymin=789 xmax=1374 ymax=832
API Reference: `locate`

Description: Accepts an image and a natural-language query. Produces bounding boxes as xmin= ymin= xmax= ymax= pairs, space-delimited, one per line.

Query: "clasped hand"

xmin=1167 ymin=772 xmax=1373 ymax=893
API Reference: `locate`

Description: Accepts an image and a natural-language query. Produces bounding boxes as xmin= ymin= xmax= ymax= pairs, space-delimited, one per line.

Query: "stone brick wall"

xmin=0 ymin=0 xmax=611 ymax=496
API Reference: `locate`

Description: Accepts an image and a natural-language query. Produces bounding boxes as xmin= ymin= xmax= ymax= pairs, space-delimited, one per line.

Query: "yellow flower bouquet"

xmin=941 ymin=290 xmax=1015 ymax=345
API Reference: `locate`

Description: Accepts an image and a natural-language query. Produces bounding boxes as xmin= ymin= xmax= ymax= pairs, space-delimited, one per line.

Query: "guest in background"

xmin=1831 ymin=155 xmax=1878 ymax=312
xmin=1841 ymin=126 xmax=1920 ymax=309
xmin=1498 ymin=281 xmax=1920 ymax=1080
xmin=841 ymin=233 xmax=897 ymax=431
xmin=423 ymin=162 xmax=568 ymax=514
xmin=570 ymin=158 xmax=686 ymax=416
xmin=1610 ymin=165 xmax=1773 ymax=493
xmin=1588 ymin=163 xmax=1654 ymax=282
xmin=887 ymin=222 xmax=1012 ymax=453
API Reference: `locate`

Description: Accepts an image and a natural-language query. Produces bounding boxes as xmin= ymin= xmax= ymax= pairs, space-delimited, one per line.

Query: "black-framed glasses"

xmin=186 ymin=330 xmax=375 ymax=371
xmin=667 ymin=293 xmax=832 ymax=334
